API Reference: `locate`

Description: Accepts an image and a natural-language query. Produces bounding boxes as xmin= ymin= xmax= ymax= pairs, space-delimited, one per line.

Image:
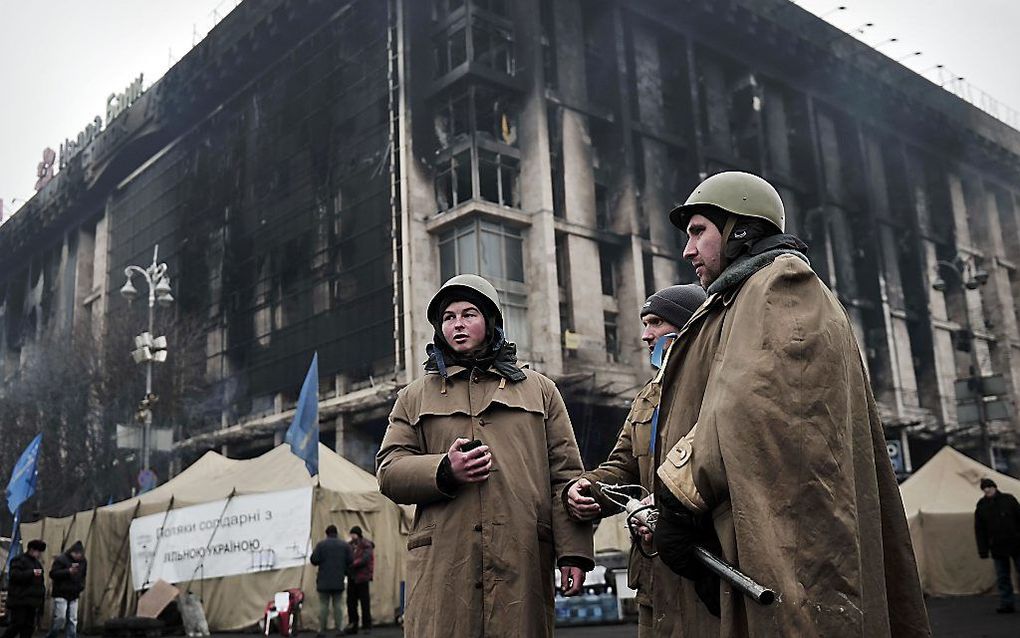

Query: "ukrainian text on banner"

xmin=129 ymin=486 xmax=313 ymax=590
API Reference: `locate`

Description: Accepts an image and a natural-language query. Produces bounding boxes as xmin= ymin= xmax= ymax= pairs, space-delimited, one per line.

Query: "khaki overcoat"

xmin=377 ymin=364 xmax=594 ymax=638
xmin=655 ymin=254 xmax=930 ymax=637
xmin=576 ymin=379 xmax=687 ymax=636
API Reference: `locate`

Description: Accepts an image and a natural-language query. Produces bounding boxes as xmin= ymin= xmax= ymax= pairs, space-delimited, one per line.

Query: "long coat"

xmin=655 ymin=254 xmax=930 ymax=637
xmin=377 ymin=364 xmax=594 ymax=638
xmin=577 ymin=378 xmax=688 ymax=636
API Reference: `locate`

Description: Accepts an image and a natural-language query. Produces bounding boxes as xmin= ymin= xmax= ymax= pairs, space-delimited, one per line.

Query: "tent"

xmin=899 ymin=445 xmax=1020 ymax=596
xmin=20 ymin=443 xmax=409 ymax=631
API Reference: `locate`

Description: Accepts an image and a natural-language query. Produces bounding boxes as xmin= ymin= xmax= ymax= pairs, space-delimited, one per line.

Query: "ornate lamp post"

xmin=120 ymin=245 xmax=174 ymax=488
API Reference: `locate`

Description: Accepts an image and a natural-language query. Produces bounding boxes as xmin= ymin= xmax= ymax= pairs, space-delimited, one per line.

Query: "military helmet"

xmin=669 ymin=171 xmax=785 ymax=233
xmin=427 ymin=274 xmax=504 ymax=327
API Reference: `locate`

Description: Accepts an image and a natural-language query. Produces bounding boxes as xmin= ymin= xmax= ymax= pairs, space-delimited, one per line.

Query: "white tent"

xmin=900 ymin=446 xmax=1020 ymax=596
xmin=22 ymin=444 xmax=409 ymax=631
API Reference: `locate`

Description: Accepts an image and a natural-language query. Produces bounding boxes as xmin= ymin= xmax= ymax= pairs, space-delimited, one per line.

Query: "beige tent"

xmin=900 ymin=445 xmax=1020 ymax=596
xmin=21 ymin=443 xmax=409 ymax=631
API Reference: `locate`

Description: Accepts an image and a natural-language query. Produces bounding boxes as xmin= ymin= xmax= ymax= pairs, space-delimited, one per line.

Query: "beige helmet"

xmin=427 ymin=274 xmax=504 ymax=327
xmin=669 ymin=171 xmax=785 ymax=233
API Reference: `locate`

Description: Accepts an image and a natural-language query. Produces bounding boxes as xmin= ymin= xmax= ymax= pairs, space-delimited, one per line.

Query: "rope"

xmin=185 ymin=488 xmax=237 ymax=594
xmin=140 ymin=496 xmax=176 ymax=589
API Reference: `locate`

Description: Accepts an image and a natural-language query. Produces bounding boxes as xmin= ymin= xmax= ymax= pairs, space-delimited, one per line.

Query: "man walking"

xmin=343 ymin=526 xmax=373 ymax=634
xmin=652 ymin=171 xmax=930 ymax=636
xmin=310 ymin=525 xmax=353 ymax=637
xmin=975 ymin=477 xmax=1020 ymax=613
xmin=2 ymin=539 xmax=47 ymax=638
xmin=45 ymin=540 xmax=87 ymax=638
xmin=564 ymin=283 xmax=706 ymax=637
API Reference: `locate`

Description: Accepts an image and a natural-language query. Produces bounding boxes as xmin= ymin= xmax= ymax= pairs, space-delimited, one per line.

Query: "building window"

xmin=433 ymin=0 xmax=507 ymax=21
xmin=434 ymin=15 xmax=515 ymax=79
xmin=434 ymin=86 xmax=518 ymax=149
xmin=604 ymin=311 xmax=619 ymax=363
xmin=472 ymin=19 xmax=515 ymax=75
xmin=434 ymin=25 xmax=469 ymax=77
xmin=435 ymin=149 xmax=473 ymax=211
xmin=438 ymin=219 xmax=529 ymax=350
xmin=599 ymin=244 xmax=616 ymax=296
xmin=478 ymin=149 xmax=520 ymax=207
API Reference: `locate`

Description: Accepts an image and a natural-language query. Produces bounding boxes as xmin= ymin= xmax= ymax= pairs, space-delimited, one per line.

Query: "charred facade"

xmin=3 ymin=0 xmax=1020 ymax=479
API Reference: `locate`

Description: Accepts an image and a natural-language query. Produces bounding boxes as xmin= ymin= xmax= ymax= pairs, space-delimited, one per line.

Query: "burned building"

xmin=3 ymin=0 xmax=1020 ymax=480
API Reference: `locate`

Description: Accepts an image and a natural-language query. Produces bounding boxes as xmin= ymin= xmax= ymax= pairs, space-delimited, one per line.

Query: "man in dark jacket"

xmin=309 ymin=525 xmax=353 ymax=636
xmin=2 ymin=539 xmax=46 ymax=638
xmin=343 ymin=526 xmax=374 ymax=635
xmin=45 ymin=540 xmax=86 ymax=638
xmin=975 ymin=478 xmax=1020 ymax=613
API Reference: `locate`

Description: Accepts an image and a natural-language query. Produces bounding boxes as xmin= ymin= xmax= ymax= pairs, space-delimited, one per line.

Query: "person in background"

xmin=2 ymin=539 xmax=47 ymax=638
xmin=45 ymin=540 xmax=87 ymax=638
xmin=343 ymin=526 xmax=374 ymax=635
xmin=310 ymin=525 xmax=353 ymax=637
xmin=975 ymin=477 xmax=1020 ymax=613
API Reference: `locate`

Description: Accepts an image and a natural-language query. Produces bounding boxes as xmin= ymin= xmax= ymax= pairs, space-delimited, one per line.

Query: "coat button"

xmin=474 ymin=524 xmax=483 ymax=532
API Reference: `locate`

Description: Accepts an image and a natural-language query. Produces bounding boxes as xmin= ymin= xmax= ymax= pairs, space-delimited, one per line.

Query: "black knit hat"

xmin=350 ymin=526 xmax=363 ymax=537
xmin=641 ymin=284 xmax=708 ymax=329
xmin=27 ymin=539 xmax=46 ymax=552
xmin=980 ymin=478 xmax=997 ymax=489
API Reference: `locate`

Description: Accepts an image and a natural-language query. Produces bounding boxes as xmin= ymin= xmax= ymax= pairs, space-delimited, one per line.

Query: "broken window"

xmin=472 ymin=19 xmax=515 ymax=75
xmin=435 ymin=149 xmax=473 ymax=211
xmin=604 ymin=311 xmax=619 ymax=363
xmin=599 ymin=244 xmax=616 ymax=296
xmin=478 ymin=149 xmax=520 ymax=207
xmin=435 ymin=25 xmax=469 ymax=77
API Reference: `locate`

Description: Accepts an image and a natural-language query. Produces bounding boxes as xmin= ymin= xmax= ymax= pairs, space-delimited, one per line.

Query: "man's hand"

xmin=447 ymin=438 xmax=492 ymax=484
xmin=566 ymin=478 xmax=602 ymax=520
xmin=559 ymin=566 xmax=585 ymax=596
xmin=33 ymin=569 xmax=42 ymax=576
xmin=624 ymin=492 xmax=656 ymax=543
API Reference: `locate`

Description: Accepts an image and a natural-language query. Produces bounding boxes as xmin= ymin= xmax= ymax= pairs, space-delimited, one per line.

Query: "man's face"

xmin=442 ymin=301 xmax=487 ymax=353
xmin=983 ymin=486 xmax=998 ymax=498
xmin=27 ymin=549 xmax=42 ymax=559
xmin=70 ymin=550 xmax=83 ymax=561
xmin=641 ymin=313 xmax=679 ymax=354
xmin=683 ymin=213 xmax=724 ymax=288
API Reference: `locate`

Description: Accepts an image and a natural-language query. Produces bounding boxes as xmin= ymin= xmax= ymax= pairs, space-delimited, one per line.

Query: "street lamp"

xmin=933 ymin=255 xmax=992 ymax=464
xmin=120 ymin=244 xmax=173 ymax=488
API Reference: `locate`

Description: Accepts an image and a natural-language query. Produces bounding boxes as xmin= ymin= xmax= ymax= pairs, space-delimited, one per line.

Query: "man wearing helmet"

xmin=651 ymin=172 xmax=930 ymax=636
xmin=377 ymin=274 xmax=593 ymax=638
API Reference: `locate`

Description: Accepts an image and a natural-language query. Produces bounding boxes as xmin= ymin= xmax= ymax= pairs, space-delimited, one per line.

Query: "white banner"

xmin=129 ymin=486 xmax=313 ymax=590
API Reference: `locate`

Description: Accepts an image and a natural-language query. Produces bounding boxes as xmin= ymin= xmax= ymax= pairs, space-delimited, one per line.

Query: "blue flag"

xmin=6 ymin=434 xmax=42 ymax=515
xmin=285 ymin=353 xmax=319 ymax=476
xmin=5 ymin=510 xmax=22 ymax=573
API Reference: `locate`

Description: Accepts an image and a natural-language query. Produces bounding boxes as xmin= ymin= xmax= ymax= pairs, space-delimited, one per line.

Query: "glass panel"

xmin=480 ymin=229 xmax=502 ymax=279
xmin=435 ymin=167 xmax=453 ymax=211
xmin=451 ymin=92 xmax=470 ymax=139
xmin=454 ymin=151 xmax=472 ymax=204
xmin=449 ymin=28 xmax=467 ymax=70
xmin=440 ymin=238 xmax=456 ymax=281
xmin=457 ymin=226 xmax=478 ymax=273
xmin=478 ymin=150 xmax=499 ymax=203
xmin=499 ymin=157 xmax=519 ymax=207
xmin=505 ymin=233 xmax=524 ymax=282
xmin=502 ymin=291 xmax=530 ymax=352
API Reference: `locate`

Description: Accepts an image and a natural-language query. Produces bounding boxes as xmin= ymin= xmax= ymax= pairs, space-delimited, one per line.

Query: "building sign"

xmin=128 ymin=486 xmax=312 ymax=591
xmin=57 ymin=73 xmax=145 ymax=170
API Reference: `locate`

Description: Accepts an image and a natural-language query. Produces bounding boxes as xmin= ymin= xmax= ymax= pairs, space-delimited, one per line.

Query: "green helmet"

xmin=427 ymin=274 xmax=504 ymax=327
xmin=669 ymin=171 xmax=785 ymax=233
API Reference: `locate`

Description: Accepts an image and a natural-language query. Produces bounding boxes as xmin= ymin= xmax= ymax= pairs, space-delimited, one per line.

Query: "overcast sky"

xmin=1 ymin=0 xmax=1018 ymax=218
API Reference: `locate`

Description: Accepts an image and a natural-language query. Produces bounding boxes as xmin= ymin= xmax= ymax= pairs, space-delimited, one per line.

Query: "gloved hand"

xmin=655 ymin=490 xmax=721 ymax=617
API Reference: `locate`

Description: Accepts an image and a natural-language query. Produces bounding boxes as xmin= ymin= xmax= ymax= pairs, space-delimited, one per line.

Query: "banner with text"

xmin=129 ymin=486 xmax=313 ymax=590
